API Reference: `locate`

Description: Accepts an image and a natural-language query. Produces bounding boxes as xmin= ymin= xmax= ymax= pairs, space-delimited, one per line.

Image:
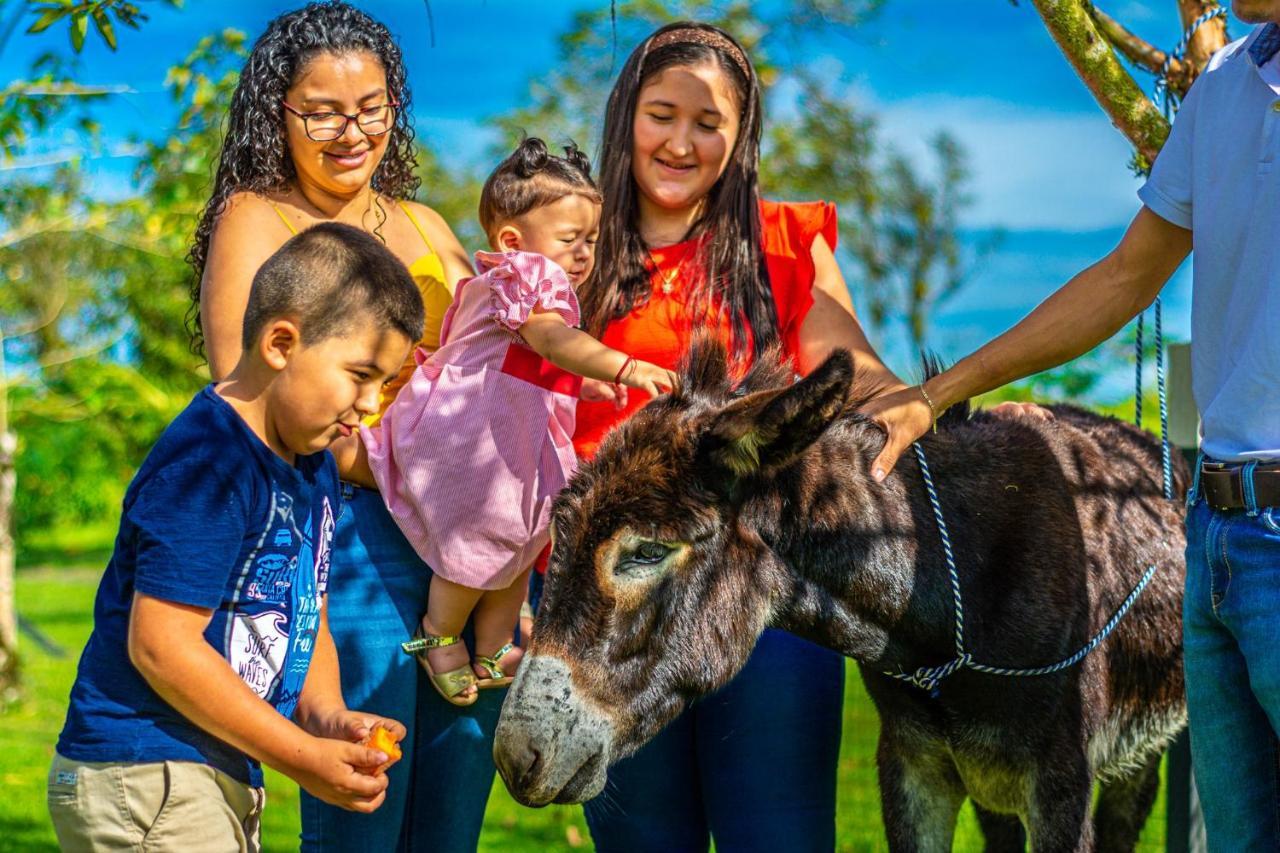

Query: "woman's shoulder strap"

xmin=397 ymin=200 xmax=438 ymax=255
xmin=266 ymin=199 xmax=298 ymax=236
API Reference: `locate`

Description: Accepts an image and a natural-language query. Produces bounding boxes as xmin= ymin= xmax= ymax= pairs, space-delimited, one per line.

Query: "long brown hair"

xmin=584 ymin=21 xmax=774 ymax=361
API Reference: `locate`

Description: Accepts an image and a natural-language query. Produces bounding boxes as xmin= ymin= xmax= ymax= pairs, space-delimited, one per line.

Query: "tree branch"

xmin=1087 ymin=3 xmax=1177 ymax=75
xmin=4 ymin=82 xmax=134 ymax=97
xmin=1029 ymin=0 xmax=1170 ymax=169
xmin=1177 ymin=0 xmax=1229 ymax=72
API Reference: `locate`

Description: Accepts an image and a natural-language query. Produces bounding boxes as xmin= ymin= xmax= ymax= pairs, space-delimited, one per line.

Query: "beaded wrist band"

xmin=918 ymin=383 xmax=940 ymax=431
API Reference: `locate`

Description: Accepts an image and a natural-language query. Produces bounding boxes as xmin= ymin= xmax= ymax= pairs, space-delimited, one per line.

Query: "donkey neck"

xmin=750 ymin=419 xmax=987 ymax=670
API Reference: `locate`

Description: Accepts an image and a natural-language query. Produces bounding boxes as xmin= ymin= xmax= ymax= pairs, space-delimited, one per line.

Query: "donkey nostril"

xmin=495 ymin=735 xmax=542 ymax=792
xmin=519 ymin=746 xmax=543 ymax=789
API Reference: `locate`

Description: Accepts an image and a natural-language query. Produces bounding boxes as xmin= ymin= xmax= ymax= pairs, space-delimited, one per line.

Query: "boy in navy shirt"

xmin=48 ymin=222 xmax=423 ymax=851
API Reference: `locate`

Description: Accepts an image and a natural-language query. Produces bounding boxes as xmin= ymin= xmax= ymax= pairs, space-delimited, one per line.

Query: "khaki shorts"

xmin=47 ymin=752 xmax=264 ymax=852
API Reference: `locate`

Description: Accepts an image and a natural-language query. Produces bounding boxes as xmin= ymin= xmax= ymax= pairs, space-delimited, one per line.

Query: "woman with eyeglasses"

xmin=188 ymin=4 xmax=498 ymax=851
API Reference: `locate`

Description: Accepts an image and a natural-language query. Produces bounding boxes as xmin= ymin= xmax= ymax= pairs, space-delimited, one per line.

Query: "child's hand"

xmin=309 ymin=708 xmax=407 ymax=747
xmin=289 ymin=736 xmax=393 ymax=813
xmin=623 ymin=360 xmax=678 ymax=398
xmin=361 ymin=723 xmax=404 ymax=775
xmin=580 ymin=378 xmax=628 ymax=409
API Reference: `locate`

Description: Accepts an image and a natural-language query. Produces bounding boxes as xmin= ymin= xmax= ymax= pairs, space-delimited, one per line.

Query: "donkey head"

xmin=495 ymin=341 xmax=854 ymax=806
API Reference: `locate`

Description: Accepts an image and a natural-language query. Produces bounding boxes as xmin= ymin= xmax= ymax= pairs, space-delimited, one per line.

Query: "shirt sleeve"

xmin=128 ymin=460 xmax=251 ymax=609
xmin=1137 ymin=78 xmax=1200 ymax=230
xmin=763 ymin=200 xmax=840 ymax=356
xmin=484 ymin=252 xmax=581 ymax=331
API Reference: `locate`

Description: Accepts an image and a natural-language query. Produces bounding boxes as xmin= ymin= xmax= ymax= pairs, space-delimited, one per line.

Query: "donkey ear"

xmin=699 ymin=350 xmax=854 ymax=479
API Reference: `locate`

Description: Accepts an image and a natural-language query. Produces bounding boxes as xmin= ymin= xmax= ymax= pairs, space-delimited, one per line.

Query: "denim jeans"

xmin=300 ymin=485 xmax=503 ymax=853
xmin=1184 ymin=489 xmax=1280 ymax=851
xmin=583 ymin=628 xmax=844 ymax=853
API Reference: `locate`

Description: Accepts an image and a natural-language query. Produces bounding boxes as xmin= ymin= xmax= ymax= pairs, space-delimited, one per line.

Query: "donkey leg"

xmin=972 ymin=804 xmax=1027 ymax=853
xmin=1027 ymin=753 xmax=1096 ymax=853
xmin=1092 ymin=751 xmax=1162 ymax=853
xmin=877 ymin=732 xmax=966 ymax=853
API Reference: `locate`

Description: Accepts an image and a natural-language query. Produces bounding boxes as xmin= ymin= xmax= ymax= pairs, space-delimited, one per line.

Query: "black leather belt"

xmin=1200 ymin=462 xmax=1280 ymax=511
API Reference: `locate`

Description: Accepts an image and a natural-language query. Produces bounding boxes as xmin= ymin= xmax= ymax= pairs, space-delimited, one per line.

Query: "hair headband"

xmin=644 ymin=27 xmax=752 ymax=79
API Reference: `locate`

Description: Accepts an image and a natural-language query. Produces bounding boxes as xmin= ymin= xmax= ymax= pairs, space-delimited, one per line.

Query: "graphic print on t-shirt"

xmin=230 ymin=609 xmax=289 ymax=698
xmin=224 ymin=486 xmax=333 ymax=714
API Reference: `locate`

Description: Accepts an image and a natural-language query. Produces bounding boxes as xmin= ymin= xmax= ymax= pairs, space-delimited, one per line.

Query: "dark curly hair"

xmin=478 ymin=137 xmax=601 ymax=242
xmin=185 ymin=0 xmax=420 ymax=358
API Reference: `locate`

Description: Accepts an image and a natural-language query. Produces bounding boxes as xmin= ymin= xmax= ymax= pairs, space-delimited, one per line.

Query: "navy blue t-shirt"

xmin=56 ymin=386 xmax=340 ymax=786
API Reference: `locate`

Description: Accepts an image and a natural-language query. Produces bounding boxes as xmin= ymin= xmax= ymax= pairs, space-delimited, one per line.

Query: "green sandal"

xmin=401 ymin=628 xmax=477 ymax=706
xmin=474 ymin=642 xmax=519 ymax=689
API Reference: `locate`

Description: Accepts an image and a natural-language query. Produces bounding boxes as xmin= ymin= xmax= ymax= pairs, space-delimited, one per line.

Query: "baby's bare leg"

xmin=472 ymin=568 xmax=530 ymax=680
xmin=422 ymin=574 xmax=485 ymax=697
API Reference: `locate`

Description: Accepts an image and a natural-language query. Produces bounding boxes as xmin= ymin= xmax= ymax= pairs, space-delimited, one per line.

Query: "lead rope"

xmin=883 ymin=444 xmax=1159 ymax=698
xmin=1135 ymin=298 xmax=1175 ymax=501
xmin=1153 ymin=5 xmax=1229 ymax=119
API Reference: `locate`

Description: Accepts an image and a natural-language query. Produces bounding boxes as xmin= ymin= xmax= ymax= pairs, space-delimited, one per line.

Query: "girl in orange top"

xmin=565 ymin=21 xmax=908 ymax=853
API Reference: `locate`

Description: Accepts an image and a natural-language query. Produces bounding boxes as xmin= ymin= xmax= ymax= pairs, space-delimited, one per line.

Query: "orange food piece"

xmin=361 ymin=724 xmax=402 ymax=775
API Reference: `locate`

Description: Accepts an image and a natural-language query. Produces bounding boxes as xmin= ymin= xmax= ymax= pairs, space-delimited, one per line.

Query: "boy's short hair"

xmin=242 ymin=222 xmax=425 ymax=350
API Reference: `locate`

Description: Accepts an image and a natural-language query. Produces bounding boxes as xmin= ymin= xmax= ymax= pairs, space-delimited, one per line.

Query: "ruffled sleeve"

xmin=474 ymin=250 xmax=581 ymax=333
xmin=759 ymin=200 xmax=840 ymax=364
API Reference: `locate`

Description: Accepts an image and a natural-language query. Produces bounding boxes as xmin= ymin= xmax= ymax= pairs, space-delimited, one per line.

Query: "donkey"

xmin=495 ymin=341 xmax=1187 ymax=851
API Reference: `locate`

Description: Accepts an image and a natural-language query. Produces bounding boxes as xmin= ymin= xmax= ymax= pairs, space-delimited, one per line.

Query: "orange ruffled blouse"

xmin=573 ymin=199 xmax=838 ymax=460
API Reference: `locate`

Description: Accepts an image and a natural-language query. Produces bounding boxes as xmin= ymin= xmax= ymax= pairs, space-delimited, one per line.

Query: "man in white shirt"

xmin=866 ymin=2 xmax=1280 ymax=846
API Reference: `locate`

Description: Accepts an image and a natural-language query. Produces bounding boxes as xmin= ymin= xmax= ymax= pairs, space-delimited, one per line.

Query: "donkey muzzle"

xmin=494 ymin=654 xmax=614 ymax=806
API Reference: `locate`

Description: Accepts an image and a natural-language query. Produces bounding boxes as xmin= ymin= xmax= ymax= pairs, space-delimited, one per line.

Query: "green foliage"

xmin=2 ymin=30 xmax=246 ymax=546
xmin=0 ymin=52 xmax=104 ymax=158
xmin=22 ymin=0 xmax=181 ymax=53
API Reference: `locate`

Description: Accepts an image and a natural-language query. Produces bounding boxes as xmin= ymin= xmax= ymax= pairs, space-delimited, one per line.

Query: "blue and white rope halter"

xmin=883 ymin=444 xmax=1161 ymax=697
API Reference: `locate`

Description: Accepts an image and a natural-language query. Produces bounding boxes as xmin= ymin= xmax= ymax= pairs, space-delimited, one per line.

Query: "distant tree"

xmin=0 ymin=3 xmax=202 ymax=695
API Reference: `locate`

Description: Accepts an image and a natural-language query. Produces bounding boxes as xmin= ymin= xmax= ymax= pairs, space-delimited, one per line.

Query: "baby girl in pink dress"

xmin=354 ymin=139 xmax=673 ymax=705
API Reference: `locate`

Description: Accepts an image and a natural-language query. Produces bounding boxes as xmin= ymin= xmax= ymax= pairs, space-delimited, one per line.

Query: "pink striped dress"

xmin=362 ymin=251 xmax=582 ymax=590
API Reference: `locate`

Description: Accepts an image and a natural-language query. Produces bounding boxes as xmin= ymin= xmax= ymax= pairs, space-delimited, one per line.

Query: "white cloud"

xmin=874 ymin=95 xmax=1145 ymax=232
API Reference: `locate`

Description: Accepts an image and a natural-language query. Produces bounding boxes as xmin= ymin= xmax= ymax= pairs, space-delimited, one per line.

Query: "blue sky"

xmin=3 ymin=0 xmax=1244 ymax=388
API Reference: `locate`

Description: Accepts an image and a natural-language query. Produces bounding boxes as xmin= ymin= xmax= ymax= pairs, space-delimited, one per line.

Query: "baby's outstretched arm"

xmin=520 ymin=311 xmax=676 ymax=395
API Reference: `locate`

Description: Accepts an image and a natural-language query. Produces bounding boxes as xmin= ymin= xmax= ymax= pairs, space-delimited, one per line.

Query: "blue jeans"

xmin=300 ymin=485 xmax=503 ymax=853
xmin=1184 ymin=490 xmax=1280 ymax=850
xmin=583 ymin=628 xmax=844 ymax=853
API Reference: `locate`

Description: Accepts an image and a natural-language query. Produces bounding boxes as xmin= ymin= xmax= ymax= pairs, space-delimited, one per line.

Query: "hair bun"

xmin=561 ymin=142 xmax=593 ymax=179
xmin=512 ymin=137 xmax=550 ymax=178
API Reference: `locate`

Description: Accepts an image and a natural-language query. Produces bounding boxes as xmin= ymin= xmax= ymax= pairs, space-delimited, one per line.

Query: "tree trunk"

xmin=0 ymin=328 xmax=17 ymax=696
xmin=1029 ymin=0 xmax=1171 ymax=169
xmin=0 ymin=427 xmax=16 ymax=698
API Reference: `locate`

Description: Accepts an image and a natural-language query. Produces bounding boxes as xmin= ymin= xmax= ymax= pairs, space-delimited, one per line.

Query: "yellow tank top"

xmin=269 ymin=200 xmax=454 ymax=417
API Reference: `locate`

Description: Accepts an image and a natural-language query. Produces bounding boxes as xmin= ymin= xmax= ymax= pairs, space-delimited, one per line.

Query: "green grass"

xmin=1 ymin=568 xmax=1167 ymax=851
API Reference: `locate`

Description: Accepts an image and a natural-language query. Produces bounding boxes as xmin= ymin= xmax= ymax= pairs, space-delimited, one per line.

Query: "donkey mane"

xmin=677 ymin=335 xmax=973 ymax=432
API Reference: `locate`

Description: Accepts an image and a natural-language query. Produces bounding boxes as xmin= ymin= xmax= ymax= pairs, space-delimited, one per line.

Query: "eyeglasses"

xmin=281 ymin=100 xmax=398 ymax=142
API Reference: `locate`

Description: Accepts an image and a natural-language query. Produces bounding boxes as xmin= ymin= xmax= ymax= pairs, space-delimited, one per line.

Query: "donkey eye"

xmin=635 ymin=542 xmax=669 ymax=562
xmin=616 ymin=541 xmax=672 ymax=575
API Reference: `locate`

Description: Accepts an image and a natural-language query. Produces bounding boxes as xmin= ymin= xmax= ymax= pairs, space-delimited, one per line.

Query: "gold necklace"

xmin=650 ymin=247 xmax=691 ymax=295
